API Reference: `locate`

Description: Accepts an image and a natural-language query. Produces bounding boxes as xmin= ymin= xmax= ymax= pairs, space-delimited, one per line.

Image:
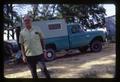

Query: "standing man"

xmin=19 ymin=15 xmax=50 ymax=78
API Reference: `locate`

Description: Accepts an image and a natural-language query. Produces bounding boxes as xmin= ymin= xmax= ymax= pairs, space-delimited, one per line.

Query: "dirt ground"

xmin=4 ymin=43 xmax=116 ymax=78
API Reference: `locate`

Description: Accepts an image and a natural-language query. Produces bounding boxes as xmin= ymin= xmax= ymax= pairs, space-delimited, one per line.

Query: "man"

xmin=19 ymin=15 xmax=50 ymax=78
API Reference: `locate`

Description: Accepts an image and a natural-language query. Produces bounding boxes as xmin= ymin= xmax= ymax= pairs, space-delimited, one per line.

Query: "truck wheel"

xmin=44 ymin=49 xmax=56 ymax=61
xmin=79 ymin=46 xmax=88 ymax=53
xmin=90 ymin=40 xmax=102 ymax=52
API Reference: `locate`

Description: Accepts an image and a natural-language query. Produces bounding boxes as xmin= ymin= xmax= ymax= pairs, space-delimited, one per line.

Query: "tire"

xmin=44 ymin=49 xmax=56 ymax=61
xmin=79 ymin=46 xmax=88 ymax=53
xmin=90 ymin=40 xmax=102 ymax=52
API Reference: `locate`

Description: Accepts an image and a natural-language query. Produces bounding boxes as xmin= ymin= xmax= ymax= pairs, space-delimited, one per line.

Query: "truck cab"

xmin=67 ymin=23 xmax=106 ymax=49
xmin=67 ymin=23 xmax=89 ymax=48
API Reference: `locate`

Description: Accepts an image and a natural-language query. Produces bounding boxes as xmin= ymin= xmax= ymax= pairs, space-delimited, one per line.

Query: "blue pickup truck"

xmin=32 ymin=19 xmax=106 ymax=61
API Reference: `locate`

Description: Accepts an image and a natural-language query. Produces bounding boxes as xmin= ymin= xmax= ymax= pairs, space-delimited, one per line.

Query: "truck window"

xmin=71 ymin=25 xmax=80 ymax=33
xmin=48 ymin=24 xmax=61 ymax=30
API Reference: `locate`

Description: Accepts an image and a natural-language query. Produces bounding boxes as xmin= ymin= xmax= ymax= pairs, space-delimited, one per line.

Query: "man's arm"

xmin=20 ymin=44 xmax=27 ymax=63
xmin=35 ymin=31 xmax=46 ymax=52
xmin=39 ymin=32 xmax=45 ymax=50
xmin=20 ymin=44 xmax=26 ymax=58
xmin=19 ymin=33 xmax=27 ymax=62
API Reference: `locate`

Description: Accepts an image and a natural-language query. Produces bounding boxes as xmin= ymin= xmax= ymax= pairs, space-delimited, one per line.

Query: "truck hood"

xmin=86 ymin=28 xmax=107 ymax=33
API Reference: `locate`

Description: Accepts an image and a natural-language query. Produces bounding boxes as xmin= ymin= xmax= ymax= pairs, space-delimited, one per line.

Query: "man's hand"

xmin=20 ymin=44 xmax=27 ymax=63
xmin=22 ymin=56 xmax=27 ymax=63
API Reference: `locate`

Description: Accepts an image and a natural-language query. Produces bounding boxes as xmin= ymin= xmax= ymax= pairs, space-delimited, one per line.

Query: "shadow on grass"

xmin=76 ymin=64 xmax=115 ymax=78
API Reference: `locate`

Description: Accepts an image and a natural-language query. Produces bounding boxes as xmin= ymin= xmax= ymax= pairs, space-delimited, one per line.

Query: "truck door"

xmin=68 ymin=24 xmax=88 ymax=48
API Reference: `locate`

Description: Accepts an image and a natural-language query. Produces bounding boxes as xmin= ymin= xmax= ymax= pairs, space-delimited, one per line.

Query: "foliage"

xmin=56 ymin=4 xmax=106 ymax=28
xmin=4 ymin=4 xmax=22 ymax=29
xmin=4 ymin=4 xmax=106 ymax=29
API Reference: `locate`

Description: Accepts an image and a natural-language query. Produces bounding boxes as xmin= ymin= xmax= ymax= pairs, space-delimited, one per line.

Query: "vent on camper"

xmin=48 ymin=24 xmax=61 ymax=30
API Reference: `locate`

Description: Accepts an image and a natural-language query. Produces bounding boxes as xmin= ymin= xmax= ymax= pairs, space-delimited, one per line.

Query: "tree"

xmin=56 ymin=4 xmax=106 ymax=29
xmin=57 ymin=4 xmax=89 ymax=23
xmin=27 ymin=4 xmax=58 ymax=21
xmin=4 ymin=4 xmax=22 ymax=40
xmin=31 ymin=4 xmax=39 ymax=21
xmin=6 ymin=4 xmax=106 ymax=29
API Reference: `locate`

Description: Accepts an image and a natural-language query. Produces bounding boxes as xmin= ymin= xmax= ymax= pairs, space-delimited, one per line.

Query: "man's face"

xmin=23 ymin=16 xmax=32 ymax=29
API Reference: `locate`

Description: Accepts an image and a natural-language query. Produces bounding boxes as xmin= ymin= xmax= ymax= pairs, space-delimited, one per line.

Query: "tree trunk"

xmin=10 ymin=4 xmax=14 ymax=40
xmin=6 ymin=4 xmax=9 ymax=40
xmin=7 ymin=29 xmax=9 ymax=40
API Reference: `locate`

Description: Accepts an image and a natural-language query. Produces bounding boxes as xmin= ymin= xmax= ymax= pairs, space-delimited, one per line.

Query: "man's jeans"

xmin=26 ymin=54 xmax=50 ymax=78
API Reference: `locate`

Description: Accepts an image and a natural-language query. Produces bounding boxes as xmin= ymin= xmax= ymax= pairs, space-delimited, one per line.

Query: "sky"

xmin=13 ymin=4 xmax=32 ymax=16
xmin=103 ymin=4 xmax=115 ymax=17
xmin=13 ymin=4 xmax=115 ymax=17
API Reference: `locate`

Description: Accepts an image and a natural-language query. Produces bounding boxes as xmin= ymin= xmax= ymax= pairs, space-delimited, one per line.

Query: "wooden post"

xmin=12 ymin=29 xmax=14 ymax=40
xmin=16 ymin=26 xmax=21 ymax=49
xmin=7 ymin=29 xmax=9 ymax=40
xmin=10 ymin=4 xmax=15 ymax=40
xmin=7 ymin=4 xmax=9 ymax=40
